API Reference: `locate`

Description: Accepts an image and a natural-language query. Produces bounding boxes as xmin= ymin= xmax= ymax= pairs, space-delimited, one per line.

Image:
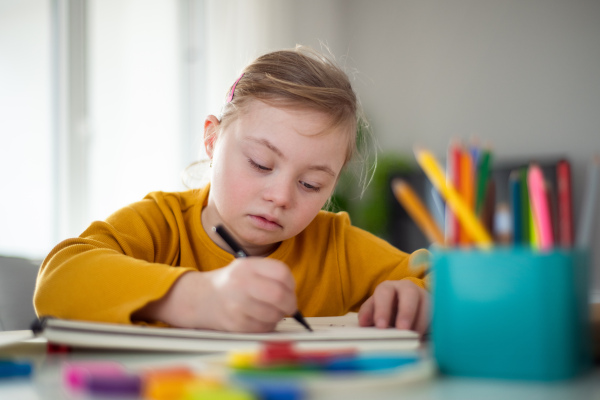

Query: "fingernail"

xmin=376 ymin=318 xmax=388 ymax=329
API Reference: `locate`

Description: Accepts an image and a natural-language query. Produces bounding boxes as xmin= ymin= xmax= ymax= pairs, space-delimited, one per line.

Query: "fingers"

xmin=361 ymin=280 xmax=431 ymax=335
xmin=247 ymin=274 xmax=297 ymax=316
xmin=209 ymin=258 xmax=298 ymax=332
xmin=245 ymin=258 xmax=297 ymax=315
xmin=394 ymin=284 xmax=420 ymax=330
xmin=252 ymin=259 xmax=296 ymax=292
xmin=357 ymin=297 xmax=374 ymax=326
xmin=413 ymin=291 xmax=430 ymax=335
xmin=371 ymin=281 xmax=398 ymax=329
xmin=220 ymin=299 xmax=285 ymax=333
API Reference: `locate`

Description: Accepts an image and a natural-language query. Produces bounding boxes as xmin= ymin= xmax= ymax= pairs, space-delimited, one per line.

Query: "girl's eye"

xmin=248 ymin=159 xmax=271 ymax=172
xmin=300 ymin=181 xmax=321 ymax=193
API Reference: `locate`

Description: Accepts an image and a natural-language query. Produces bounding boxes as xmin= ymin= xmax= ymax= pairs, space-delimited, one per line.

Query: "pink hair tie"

xmin=226 ymin=73 xmax=244 ymax=103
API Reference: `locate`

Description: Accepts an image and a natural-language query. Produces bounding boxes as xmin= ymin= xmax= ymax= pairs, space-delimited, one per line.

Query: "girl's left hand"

xmin=357 ymin=280 xmax=430 ymax=335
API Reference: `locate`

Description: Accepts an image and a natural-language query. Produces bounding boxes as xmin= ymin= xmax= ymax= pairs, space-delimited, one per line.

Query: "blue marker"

xmin=325 ymin=354 xmax=419 ymax=372
xmin=234 ymin=377 xmax=306 ymax=400
xmin=0 ymin=360 xmax=33 ymax=379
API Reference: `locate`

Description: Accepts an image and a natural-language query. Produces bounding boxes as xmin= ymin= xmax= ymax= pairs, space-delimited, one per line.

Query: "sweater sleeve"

xmin=331 ymin=213 xmax=429 ymax=312
xmin=33 ymin=194 xmax=195 ymax=324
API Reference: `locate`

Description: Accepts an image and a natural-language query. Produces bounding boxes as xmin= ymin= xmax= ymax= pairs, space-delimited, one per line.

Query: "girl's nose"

xmin=263 ymin=179 xmax=294 ymax=208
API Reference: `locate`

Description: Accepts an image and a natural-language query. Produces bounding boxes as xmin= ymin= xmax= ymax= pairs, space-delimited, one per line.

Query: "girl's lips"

xmin=249 ymin=215 xmax=282 ymax=231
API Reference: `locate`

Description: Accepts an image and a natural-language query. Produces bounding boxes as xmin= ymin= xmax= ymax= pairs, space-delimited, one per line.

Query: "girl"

xmin=34 ymin=46 xmax=429 ymax=334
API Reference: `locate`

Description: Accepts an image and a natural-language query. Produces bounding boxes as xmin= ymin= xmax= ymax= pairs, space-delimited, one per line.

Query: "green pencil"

xmin=519 ymin=167 xmax=530 ymax=246
xmin=475 ymin=149 xmax=492 ymax=216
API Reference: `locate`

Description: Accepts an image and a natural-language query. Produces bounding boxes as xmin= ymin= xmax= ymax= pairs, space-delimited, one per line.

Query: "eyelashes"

xmin=301 ymin=182 xmax=320 ymax=192
xmin=248 ymin=158 xmax=271 ymax=172
xmin=246 ymin=158 xmax=321 ymax=193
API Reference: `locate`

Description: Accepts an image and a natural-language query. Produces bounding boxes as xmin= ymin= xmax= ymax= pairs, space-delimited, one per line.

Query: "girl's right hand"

xmin=200 ymin=258 xmax=298 ymax=332
xmin=133 ymin=258 xmax=298 ymax=333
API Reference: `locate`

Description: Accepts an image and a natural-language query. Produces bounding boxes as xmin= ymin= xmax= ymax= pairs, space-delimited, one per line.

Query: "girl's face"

xmin=202 ymin=100 xmax=348 ymax=256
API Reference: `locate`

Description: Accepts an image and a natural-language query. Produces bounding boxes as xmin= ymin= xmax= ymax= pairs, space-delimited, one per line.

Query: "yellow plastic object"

xmin=184 ymin=386 xmax=256 ymax=400
xmin=228 ymin=351 xmax=258 ymax=369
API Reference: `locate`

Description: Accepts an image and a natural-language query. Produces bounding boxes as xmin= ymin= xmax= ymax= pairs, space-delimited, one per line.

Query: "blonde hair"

xmin=189 ymin=45 xmax=376 ymax=196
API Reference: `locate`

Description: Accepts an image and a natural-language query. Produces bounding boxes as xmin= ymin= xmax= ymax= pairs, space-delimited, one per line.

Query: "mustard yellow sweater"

xmin=34 ymin=185 xmax=426 ymax=324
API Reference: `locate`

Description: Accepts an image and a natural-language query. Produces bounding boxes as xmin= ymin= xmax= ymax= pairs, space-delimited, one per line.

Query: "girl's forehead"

xmin=239 ymin=100 xmax=347 ymax=137
xmin=223 ymin=99 xmax=354 ymax=166
xmin=226 ymin=103 xmax=345 ymax=158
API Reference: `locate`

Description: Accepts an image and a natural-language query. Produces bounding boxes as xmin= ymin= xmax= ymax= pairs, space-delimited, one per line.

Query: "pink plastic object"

xmin=226 ymin=73 xmax=244 ymax=103
xmin=63 ymin=361 xmax=125 ymax=391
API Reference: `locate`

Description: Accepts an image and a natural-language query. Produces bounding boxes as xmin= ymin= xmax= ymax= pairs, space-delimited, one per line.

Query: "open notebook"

xmin=32 ymin=313 xmax=420 ymax=352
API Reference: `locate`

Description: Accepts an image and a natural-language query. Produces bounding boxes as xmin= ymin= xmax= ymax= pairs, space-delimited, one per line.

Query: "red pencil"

xmin=458 ymin=147 xmax=473 ymax=246
xmin=556 ymin=159 xmax=574 ymax=247
xmin=545 ymin=180 xmax=559 ymax=244
xmin=445 ymin=141 xmax=461 ymax=246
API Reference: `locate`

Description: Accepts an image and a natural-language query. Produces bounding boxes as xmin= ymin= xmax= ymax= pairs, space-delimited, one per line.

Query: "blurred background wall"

xmin=1 ymin=0 xmax=599 ymax=294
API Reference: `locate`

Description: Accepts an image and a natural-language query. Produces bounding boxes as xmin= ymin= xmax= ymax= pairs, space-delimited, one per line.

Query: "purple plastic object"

xmin=63 ymin=361 xmax=125 ymax=391
xmin=86 ymin=373 xmax=142 ymax=396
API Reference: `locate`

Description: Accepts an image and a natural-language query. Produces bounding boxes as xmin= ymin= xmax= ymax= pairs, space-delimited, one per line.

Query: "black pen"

xmin=213 ymin=224 xmax=313 ymax=332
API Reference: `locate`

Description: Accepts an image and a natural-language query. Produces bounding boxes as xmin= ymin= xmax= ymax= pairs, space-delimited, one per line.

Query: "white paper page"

xmin=38 ymin=313 xmax=420 ymax=352
xmin=274 ymin=314 xmax=418 ymax=340
xmin=43 ymin=313 xmax=417 ymax=342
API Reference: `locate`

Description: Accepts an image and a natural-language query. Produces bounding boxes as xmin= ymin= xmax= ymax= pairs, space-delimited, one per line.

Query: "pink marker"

xmin=63 ymin=361 xmax=125 ymax=391
xmin=527 ymin=164 xmax=554 ymax=251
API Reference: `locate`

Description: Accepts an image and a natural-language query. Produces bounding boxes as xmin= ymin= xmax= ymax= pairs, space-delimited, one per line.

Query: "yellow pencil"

xmin=529 ymin=198 xmax=540 ymax=249
xmin=414 ymin=147 xmax=493 ymax=249
xmin=392 ymin=178 xmax=445 ymax=246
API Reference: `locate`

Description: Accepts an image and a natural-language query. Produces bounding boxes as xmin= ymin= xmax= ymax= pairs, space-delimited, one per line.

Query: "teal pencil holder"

xmin=432 ymin=247 xmax=592 ymax=381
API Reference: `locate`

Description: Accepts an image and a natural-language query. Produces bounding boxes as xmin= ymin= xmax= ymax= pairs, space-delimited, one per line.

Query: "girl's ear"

xmin=203 ymin=115 xmax=221 ymax=158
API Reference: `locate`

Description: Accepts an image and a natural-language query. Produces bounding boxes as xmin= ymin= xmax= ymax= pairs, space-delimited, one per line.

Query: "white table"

xmin=1 ymin=330 xmax=599 ymax=400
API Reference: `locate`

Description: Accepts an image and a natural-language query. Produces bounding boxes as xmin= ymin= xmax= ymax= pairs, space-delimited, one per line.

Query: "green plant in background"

xmin=330 ymin=152 xmax=415 ymax=240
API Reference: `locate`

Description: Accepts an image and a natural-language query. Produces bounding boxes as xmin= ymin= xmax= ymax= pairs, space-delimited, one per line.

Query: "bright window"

xmin=88 ymin=0 xmax=186 ymax=224
xmin=0 ymin=1 xmax=53 ymax=258
xmin=0 ymin=0 xmax=203 ymax=259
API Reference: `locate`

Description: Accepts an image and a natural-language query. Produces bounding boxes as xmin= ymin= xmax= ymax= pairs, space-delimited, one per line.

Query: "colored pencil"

xmin=576 ymin=155 xmax=600 ymax=248
xmin=545 ymin=180 xmax=559 ymax=244
xmin=392 ymin=178 xmax=445 ymax=246
xmin=556 ymin=159 xmax=574 ymax=247
xmin=519 ymin=168 xmax=530 ymax=246
xmin=414 ymin=147 xmax=493 ymax=249
xmin=509 ymin=170 xmax=522 ymax=245
xmin=459 ymin=148 xmax=474 ymax=246
xmin=475 ymin=149 xmax=492 ymax=216
xmin=445 ymin=141 xmax=461 ymax=246
xmin=529 ymin=200 xmax=540 ymax=249
xmin=481 ymin=179 xmax=496 ymax=235
xmin=528 ymin=164 xmax=554 ymax=251
xmin=469 ymin=137 xmax=481 ymax=172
